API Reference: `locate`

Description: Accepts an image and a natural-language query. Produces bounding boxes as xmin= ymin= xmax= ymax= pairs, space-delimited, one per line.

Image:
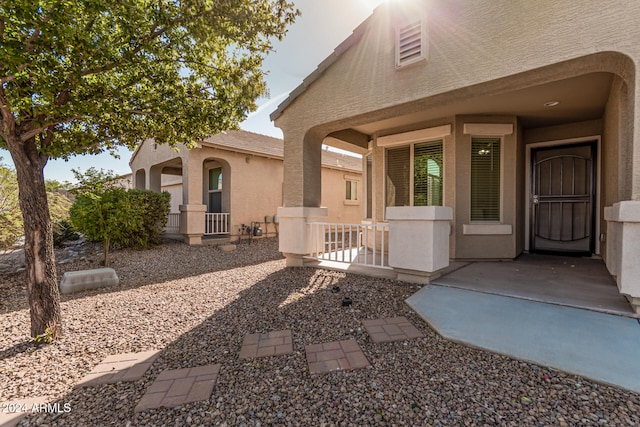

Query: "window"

xmin=346 ymin=180 xmax=358 ymax=201
xmin=208 ymin=167 xmax=222 ymax=213
xmin=395 ymin=19 xmax=427 ymax=69
xmin=470 ymin=137 xmax=501 ymax=221
xmin=365 ymin=154 xmax=373 ymax=218
xmin=386 ymin=140 xmax=443 ymax=208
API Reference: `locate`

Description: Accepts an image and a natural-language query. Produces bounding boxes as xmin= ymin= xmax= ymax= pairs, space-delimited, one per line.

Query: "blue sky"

xmin=0 ymin=0 xmax=385 ymax=183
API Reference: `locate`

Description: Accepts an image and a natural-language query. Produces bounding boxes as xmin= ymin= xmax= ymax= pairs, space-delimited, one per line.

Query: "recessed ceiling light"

xmin=544 ymin=101 xmax=560 ymax=107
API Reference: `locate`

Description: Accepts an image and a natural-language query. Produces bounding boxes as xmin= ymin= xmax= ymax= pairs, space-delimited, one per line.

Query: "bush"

xmin=69 ymin=170 xmax=170 ymax=265
xmin=0 ymin=164 xmax=22 ymax=249
xmin=52 ymin=219 xmax=80 ymax=247
xmin=120 ymin=190 xmax=170 ymax=249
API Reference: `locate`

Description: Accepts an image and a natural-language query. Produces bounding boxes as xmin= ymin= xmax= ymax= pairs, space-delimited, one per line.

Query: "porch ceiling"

xmin=349 ymin=72 xmax=613 ymax=136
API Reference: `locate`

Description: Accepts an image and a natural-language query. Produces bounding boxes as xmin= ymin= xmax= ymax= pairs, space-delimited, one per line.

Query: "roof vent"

xmin=395 ymin=20 xmax=427 ymax=69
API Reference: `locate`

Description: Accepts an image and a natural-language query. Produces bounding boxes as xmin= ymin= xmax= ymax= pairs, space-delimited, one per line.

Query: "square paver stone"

xmin=76 ymin=350 xmax=160 ymax=387
xmin=305 ymin=339 xmax=370 ymax=374
xmin=239 ymin=330 xmax=293 ymax=359
xmin=362 ymin=317 xmax=424 ymax=343
xmin=134 ymin=364 xmax=221 ymax=412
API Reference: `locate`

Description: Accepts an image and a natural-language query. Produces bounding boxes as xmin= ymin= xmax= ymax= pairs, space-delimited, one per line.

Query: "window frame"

xmin=345 ymin=179 xmax=358 ymax=202
xmin=384 ymin=138 xmax=444 ymax=213
xmin=469 ymin=136 xmax=503 ymax=223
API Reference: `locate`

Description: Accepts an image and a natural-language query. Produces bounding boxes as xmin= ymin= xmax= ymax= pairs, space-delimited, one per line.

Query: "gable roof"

xmin=203 ymin=130 xmax=362 ymax=172
xmin=130 ymin=129 xmax=362 ymax=172
xmin=269 ymin=7 xmax=378 ymax=122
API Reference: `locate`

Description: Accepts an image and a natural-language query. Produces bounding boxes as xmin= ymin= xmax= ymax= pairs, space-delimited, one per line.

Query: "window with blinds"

xmin=414 ymin=141 xmax=443 ymax=206
xmin=386 ymin=140 xmax=443 ymax=208
xmin=470 ymin=137 xmax=501 ymax=221
xmin=386 ymin=146 xmax=410 ymax=207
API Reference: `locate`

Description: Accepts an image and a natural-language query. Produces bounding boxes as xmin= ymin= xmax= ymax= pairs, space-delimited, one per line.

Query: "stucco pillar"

xmin=604 ymin=201 xmax=640 ymax=314
xmin=148 ymin=166 xmax=162 ymax=192
xmin=277 ymin=207 xmax=328 ymax=266
xmin=387 ymin=206 xmax=453 ymax=284
xmin=180 ymin=153 xmax=206 ymax=245
xmin=282 ymin=130 xmax=323 ymax=207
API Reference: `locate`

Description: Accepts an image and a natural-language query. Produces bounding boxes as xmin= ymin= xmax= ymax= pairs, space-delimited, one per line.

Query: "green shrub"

xmin=0 ymin=163 xmax=22 ymax=249
xmin=69 ymin=168 xmax=170 ymax=265
xmin=52 ymin=219 xmax=80 ymax=247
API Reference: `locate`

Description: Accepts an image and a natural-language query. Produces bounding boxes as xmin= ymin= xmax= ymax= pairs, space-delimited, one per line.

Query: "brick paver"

xmin=134 ymin=364 xmax=221 ymax=412
xmin=76 ymin=350 xmax=160 ymax=387
xmin=362 ymin=317 xmax=424 ymax=343
xmin=305 ymin=339 xmax=370 ymax=374
xmin=239 ymin=330 xmax=293 ymax=359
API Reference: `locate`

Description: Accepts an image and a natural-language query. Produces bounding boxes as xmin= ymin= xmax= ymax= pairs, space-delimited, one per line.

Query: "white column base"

xmin=277 ymin=207 xmax=328 ymax=263
xmin=387 ymin=206 xmax=453 ymax=274
xmin=604 ymin=201 xmax=640 ymax=313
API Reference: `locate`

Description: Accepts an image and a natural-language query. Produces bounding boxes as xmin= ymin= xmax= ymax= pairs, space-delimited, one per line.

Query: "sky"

xmin=0 ymin=0 xmax=387 ymax=183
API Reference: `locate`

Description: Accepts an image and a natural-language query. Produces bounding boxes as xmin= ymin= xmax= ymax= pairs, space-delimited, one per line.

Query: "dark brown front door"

xmin=531 ymin=142 xmax=596 ymax=254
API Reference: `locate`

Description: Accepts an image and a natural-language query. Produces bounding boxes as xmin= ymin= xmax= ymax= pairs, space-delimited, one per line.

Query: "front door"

xmin=531 ymin=142 xmax=596 ymax=255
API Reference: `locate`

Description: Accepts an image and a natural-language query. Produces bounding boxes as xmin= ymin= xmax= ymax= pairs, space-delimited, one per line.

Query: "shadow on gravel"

xmin=14 ymin=259 xmax=640 ymax=426
xmin=20 ymin=265 xmax=434 ymax=426
xmin=0 ymin=238 xmax=284 ymax=316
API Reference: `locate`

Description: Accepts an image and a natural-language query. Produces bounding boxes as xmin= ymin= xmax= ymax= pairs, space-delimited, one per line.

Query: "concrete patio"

xmin=407 ymin=254 xmax=640 ymax=394
xmin=433 ymin=254 xmax=636 ymax=317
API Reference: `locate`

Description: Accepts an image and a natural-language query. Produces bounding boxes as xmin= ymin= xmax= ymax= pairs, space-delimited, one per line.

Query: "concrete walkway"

xmin=407 ymin=285 xmax=640 ymax=394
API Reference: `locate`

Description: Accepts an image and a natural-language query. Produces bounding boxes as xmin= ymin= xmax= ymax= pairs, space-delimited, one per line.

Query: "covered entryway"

xmin=531 ymin=141 xmax=596 ymax=255
xmin=433 ymin=254 xmax=636 ymax=317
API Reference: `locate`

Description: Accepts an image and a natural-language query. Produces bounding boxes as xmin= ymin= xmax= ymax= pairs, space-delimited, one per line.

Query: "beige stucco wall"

xmin=452 ymin=116 xmax=520 ymax=260
xmin=130 ymin=140 xmax=362 ymax=237
xmin=321 ymin=167 xmax=362 ymax=224
xmin=274 ymin=0 xmax=640 ymax=207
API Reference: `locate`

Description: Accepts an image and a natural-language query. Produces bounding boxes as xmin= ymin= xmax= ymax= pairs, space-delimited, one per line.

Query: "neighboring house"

xmin=129 ymin=130 xmax=362 ymax=242
xmin=271 ymin=0 xmax=640 ymax=314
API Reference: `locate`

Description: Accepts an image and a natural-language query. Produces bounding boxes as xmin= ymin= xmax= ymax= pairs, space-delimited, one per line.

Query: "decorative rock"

xmin=59 ymin=268 xmax=119 ymax=294
xmin=220 ymin=244 xmax=237 ymax=252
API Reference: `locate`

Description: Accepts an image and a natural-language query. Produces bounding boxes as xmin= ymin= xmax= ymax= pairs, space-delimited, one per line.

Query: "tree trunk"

xmin=7 ymin=135 xmax=62 ymax=339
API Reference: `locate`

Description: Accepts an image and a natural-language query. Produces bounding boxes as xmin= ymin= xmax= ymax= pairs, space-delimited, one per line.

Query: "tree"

xmin=0 ymin=1 xmax=298 ymax=339
xmin=0 ymin=158 xmax=22 ymax=248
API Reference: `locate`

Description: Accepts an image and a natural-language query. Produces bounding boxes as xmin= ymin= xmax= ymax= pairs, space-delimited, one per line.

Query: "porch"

xmin=164 ymin=212 xmax=231 ymax=236
xmin=433 ymin=253 xmax=637 ymax=318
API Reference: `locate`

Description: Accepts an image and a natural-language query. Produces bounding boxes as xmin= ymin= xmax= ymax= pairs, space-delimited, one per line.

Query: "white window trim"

xmin=345 ymin=178 xmax=359 ymax=203
xmin=466 ymin=135 xmax=505 ymax=227
xmin=383 ymin=137 xmax=445 ymax=218
xmin=378 ymin=124 xmax=451 ymax=147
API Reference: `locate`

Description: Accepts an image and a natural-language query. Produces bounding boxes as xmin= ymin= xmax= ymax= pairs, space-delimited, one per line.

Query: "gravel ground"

xmin=1 ymin=237 xmax=639 ymax=426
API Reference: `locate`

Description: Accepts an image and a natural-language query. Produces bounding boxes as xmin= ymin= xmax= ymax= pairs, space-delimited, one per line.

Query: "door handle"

xmin=532 ymin=195 xmax=539 ymax=204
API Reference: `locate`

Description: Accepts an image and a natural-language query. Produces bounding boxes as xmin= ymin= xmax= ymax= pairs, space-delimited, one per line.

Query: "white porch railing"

xmin=165 ymin=213 xmax=180 ymax=233
xmin=205 ymin=212 xmax=230 ymax=235
xmin=306 ymin=222 xmax=390 ymax=268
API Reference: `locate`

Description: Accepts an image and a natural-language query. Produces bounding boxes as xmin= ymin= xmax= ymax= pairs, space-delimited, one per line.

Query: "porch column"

xmin=279 ymin=129 xmax=325 ymax=265
xmin=277 ymin=207 xmax=328 ymax=266
xmin=387 ymin=206 xmax=453 ymax=284
xmin=604 ymin=201 xmax=640 ymax=314
xmin=148 ymin=165 xmax=162 ymax=192
xmin=179 ymin=154 xmax=206 ymax=245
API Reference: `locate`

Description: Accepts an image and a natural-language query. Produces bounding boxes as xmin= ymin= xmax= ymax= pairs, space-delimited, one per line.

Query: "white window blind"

xmin=386 ymin=140 xmax=443 ymax=208
xmin=345 ymin=180 xmax=358 ymax=201
xmin=470 ymin=137 xmax=501 ymax=221
xmin=386 ymin=146 xmax=410 ymax=207
xmin=414 ymin=141 xmax=443 ymax=206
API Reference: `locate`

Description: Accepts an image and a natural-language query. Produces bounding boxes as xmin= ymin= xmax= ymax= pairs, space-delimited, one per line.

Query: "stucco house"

xmin=271 ymin=0 xmax=640 ymax=314
xmin=129 ymin=130 xmax=362 ymax=242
